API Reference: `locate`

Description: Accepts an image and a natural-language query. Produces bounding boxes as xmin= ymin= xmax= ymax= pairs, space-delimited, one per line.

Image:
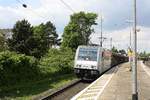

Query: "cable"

xmin=39 ymin=0 xmax=56 ymax=22
xmin=16 ymin=0 xmax=23 ymax=4
xmin=25 ymin=6 xmax=46 ymax=19
xmin=16 ymin=0 xmax=75 ymax=21
xmin=16 ymin=0 xmax=46 ymax=19
xmin=27 ymin=7 xmax=46 ymax=19
xmin=59 ymin=0 xmax=75 ymax=13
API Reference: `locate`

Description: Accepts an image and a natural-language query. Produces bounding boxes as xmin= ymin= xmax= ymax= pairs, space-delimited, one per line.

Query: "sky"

xmin=0 ymin=0 xmax=150 ymax=52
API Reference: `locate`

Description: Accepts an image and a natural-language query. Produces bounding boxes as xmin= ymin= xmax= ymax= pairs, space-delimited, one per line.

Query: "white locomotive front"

xmin=74 ymin=46 xmax=100 ymax=79
xmin=74 ymin=46 xmax=112 ymax=79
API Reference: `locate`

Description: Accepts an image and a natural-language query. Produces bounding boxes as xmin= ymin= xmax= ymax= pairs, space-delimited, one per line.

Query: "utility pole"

xmin=100 ymin=14 xmax=103 ymax=47
xmin=126 ymin=20 xmax=133 ymax=72
xmin=110 ymin=38 xmax=112 ymax=50
xmin=130 ymin=29 xmax=132 ymax=47
xmin=132 ymin=0 xmax=138 ymax=99
xmin=126 ymin=20 xmax=133 ymax=48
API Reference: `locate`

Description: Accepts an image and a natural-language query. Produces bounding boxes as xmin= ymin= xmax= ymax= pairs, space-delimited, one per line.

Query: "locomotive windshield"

xmin=78 ymin=48 xmax=98 ymax=61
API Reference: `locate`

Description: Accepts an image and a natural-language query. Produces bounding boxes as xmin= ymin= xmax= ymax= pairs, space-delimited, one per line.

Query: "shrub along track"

xmin=40 ymin=79 xmax=92 ymax=100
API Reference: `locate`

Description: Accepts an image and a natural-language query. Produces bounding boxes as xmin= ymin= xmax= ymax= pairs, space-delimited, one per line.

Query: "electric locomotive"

xmin=74 ymin=46 xmax=112 ymax=79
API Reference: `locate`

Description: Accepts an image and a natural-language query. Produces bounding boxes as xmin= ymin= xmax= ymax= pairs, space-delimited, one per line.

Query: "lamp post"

xmin=100 ymin=14 xmax=103 ymax=47
xmin=132 ymin=0 xmax=138 ymax=99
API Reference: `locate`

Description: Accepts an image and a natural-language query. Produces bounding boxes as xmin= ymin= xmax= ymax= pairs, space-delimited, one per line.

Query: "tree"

xmin=111 ymin=46 xmax=118 ymax=53
xmin=8 ymin=19 xmax=33 ymax=55
xmin=139 ymin=51 xmax=149 ymax=58
xmin=34 ymin=21 xmax=60 ymax=48
xmin=0 ymin=32 xmax=7 ymax=51
xmin=61 ymin=12 xmax=97 ymax=51
xmin=118 ymin=49 xmax=126 ymax=55
xmin=32 ymin=21 xmax=60 ymax=58
xmin=8 ymin=19 xmax=60 ymax=58
xmin=45 ymin=21 xmax=60 ymax=47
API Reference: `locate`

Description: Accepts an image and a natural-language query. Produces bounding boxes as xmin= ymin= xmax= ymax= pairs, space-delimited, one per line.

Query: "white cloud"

xmin=91 ymin=26 xmax=150 ymax=52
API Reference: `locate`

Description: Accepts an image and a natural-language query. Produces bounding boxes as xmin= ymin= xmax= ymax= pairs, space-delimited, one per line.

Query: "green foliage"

xmin=33 ymin=21 xmax=59 ymax=47
xmin=0 ymin=32 xmax=7 ymax=51
xmin=111 ymin=46 xmax=118 ymax=53
xmin=0 ymin=74 xmax=76 ymax=99
xmin=118 ymin=49 xmax=126 ymax=55
xmin=0 ymin=49 xmax=75 ymax=99
xmin=8 ymin=19 xmax=60 ymax=58
xmin=61 ymin=11 xmax=97 ymax=51
xmin=139 ymin=51 xmax=146 ymax=58
xmin=0 ymin=51 xmax=39 ymax=86
xmin=39 ymin=48 xmax=74 ymax=76
xmin=8 ymin=19 xmax=33 ymax=55
xmin=139 ymin=51 xmax=150 ymax=58
xmin=32 ymin=21 xmax=60 ymax=58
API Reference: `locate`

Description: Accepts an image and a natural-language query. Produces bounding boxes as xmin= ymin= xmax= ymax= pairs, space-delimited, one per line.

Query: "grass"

xmin=0 ymin=73 xmax=77 ymax=100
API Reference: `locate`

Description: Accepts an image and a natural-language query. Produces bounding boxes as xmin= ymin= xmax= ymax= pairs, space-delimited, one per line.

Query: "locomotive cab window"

xmin=78 ymin=48 xmax=98 ymax=61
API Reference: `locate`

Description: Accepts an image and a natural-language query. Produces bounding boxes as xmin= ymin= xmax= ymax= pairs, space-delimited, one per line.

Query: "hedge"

xmin=39 ymin=48 xmax=75 ymax=76
xmin=0 ymin=51 xmax=39 ymax=86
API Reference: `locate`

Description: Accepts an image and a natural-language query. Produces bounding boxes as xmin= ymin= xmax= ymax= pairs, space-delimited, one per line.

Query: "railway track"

xmin=41 ymin=79 xmax=92 ymax=100
xmin=71 ymin=66 xmax=117 ymax=100
xmin=40 ymin=65 xmax=119 ymax=100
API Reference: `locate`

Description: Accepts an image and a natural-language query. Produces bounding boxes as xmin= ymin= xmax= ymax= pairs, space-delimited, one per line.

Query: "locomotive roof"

xmin=78 ymin=45 xmax=102 ymax=49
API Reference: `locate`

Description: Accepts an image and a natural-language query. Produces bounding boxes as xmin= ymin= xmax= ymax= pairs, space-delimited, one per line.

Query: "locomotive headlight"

xmin=74 ymin=69 xmax=80 ymax=73
xmin=91 ymin=70 xmax=97 ymax=74
xmin=91 ymin=65 xmax=96 ymax=69
xmin=76 ymin=64 xmax=79 ymax=67
xmin=76 ymin=64 xmax=81 ymax=67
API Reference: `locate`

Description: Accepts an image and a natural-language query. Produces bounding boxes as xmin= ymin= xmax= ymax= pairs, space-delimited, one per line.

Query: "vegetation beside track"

xmin=0 ymin=74 xmax=76 ymax=100
xmin=0 ymin=48 xmax=76 ymax=99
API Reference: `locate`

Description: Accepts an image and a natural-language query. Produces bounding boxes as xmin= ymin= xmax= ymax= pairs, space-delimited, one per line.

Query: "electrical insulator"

xmin=22 ymin=4 xmax=27 ymax=8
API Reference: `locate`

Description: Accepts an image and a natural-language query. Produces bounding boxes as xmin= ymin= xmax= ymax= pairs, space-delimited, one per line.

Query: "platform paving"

xmin=98 ymin=61 xmax=150 ymax=100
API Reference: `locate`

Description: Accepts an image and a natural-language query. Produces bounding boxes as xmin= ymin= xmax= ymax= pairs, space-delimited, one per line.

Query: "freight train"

xmin=74 ymin=46 xmax=128 ymax=79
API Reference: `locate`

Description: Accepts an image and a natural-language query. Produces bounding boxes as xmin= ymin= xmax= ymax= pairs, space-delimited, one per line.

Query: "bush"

xmin=39 ymin=48 xmax=74 ymax=76
xmin=0 ymin=51 xmax=39 ymax=86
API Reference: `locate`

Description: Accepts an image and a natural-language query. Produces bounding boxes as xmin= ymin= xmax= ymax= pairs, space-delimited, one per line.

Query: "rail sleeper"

xmin=71 ymin=66 xmax=118 ymax=100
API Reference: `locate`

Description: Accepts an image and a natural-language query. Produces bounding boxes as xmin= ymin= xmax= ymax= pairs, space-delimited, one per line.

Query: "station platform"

xmin=99 ymin=61 xmax=150 ymax=100
xmin=71 ymin=61 xmax=150 ymax=100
